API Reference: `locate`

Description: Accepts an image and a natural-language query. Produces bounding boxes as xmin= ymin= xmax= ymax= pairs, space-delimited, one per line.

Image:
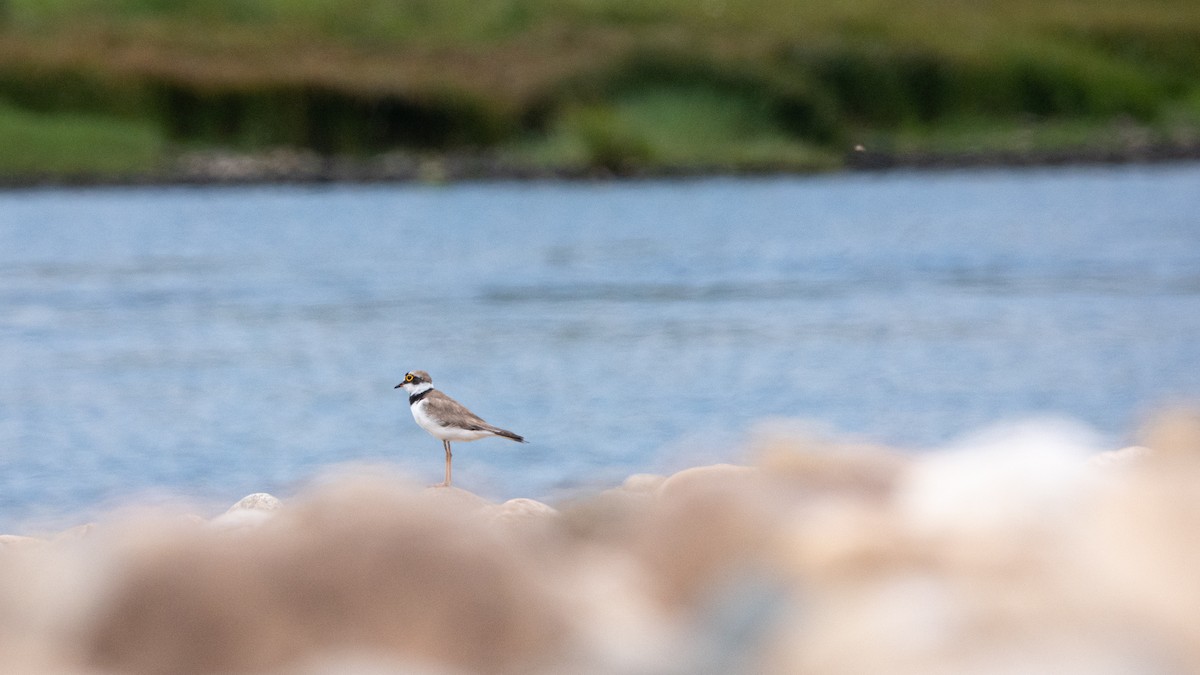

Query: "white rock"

xmin=1090 ymin=445 xmax=1152 ymax=468
xmin=486 ymin=498 xmax=558 ymax=525
xmin=209 ymin=492 xmax=282 ymax=530
xmin=897 ymin=419 xmax=1100 ymax=541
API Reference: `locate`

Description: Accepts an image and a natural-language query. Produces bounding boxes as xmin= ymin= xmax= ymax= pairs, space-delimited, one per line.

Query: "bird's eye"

xmin=405 ymin=373 xmax=414 ymax=382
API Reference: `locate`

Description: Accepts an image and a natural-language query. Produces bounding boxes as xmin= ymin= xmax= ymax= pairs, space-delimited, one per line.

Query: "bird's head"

xmin=394 ymin=370 xmax=432 ymax=393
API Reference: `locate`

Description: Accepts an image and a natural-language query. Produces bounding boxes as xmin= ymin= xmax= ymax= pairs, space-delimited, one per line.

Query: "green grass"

xmin=1 ymin=0 xmax=1199 ymax=176
xmin=876 ymin=119 xmax=1150 ymax=156
xmin=0 ymin=101 xmax=165 ymax=177
xmin=869 ymin=90 xmax=1200 ymax=157
xmin=516 ymin=86 xmax=837 ymax=171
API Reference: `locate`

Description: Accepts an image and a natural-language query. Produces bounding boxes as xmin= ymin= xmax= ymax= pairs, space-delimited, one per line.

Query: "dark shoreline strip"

xmin=2 ymin=142 xmax=1200 ymax=190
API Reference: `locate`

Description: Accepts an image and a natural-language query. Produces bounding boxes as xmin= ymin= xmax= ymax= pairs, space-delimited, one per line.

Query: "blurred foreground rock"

xmin=2 ymin=414 xmax=1200 ymax=674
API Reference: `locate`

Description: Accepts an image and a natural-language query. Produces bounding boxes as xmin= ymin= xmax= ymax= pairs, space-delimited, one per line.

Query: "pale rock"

xmin=421 ymin=485 xmax=492 ymax=511
xmin=209 ymin=492 xmax=282 ymax=530
xmin=897 ymin=419 xmax=1099 ymax=545
xmin=621 ymin=473 xmax=666 ymax=493
xmin=1090 ymin=445 xmax=1152 ymax=468
xmin=1140 ymin=408 xmax=1200 ymax=457
xmin=229 ymin=493 xmax=283 ymax=512
xmin=0 ymin=535 xmax=45 ymax=550
xmin=486 ymin=498 xmax=558 ymax=525
xmin=656 ymin=464 xmax=757 ymax=501
xmin=559 ymin=546 xmax=685 ymax=674
xmin=53 ymin=523 xmax=96 ymax=541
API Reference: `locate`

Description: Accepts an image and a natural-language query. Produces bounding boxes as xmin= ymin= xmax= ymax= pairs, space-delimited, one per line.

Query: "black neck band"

xmin=409 ymin=388 xmax=433 ymax=405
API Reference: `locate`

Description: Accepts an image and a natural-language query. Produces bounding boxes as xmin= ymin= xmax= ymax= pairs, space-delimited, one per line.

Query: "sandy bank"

xmin=2 ymin=412 xmax=1200 ymax=674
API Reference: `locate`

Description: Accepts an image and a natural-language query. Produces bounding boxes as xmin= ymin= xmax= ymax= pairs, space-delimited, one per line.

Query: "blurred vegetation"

xmin=0 ymin=101 xmax=164 ymax=176
xmin=1 ymin=0 xmax=1199 ymax=177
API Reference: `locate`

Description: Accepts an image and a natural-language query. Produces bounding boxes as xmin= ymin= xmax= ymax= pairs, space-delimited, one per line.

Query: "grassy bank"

xmin=0 ymin=101 xmax=164 ymax=177
xmin=1 ymin=0 xmax=1199 ymax=178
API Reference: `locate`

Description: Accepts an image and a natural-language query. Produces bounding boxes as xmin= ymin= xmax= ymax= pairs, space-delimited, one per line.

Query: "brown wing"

xmin=425 ymin=390 xmax=526 ymax=442
xmin=424 ymin=391 xmax=493 ymax=430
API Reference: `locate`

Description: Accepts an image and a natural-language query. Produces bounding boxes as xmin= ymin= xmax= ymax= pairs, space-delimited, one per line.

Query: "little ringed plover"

xmin=395 ymin=370 xmax=525 ymax=487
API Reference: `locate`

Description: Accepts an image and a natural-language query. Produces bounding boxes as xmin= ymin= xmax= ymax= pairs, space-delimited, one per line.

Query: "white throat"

xmin=404 ymin=381 xmax=433 ymax=397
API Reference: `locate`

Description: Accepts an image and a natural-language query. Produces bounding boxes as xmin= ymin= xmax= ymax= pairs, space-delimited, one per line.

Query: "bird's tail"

xmin=490 ymin=427 xmax=526 ymax=443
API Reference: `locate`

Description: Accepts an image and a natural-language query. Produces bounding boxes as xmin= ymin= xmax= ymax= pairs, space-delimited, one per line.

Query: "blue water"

xmin=2 ymin=164 xmax=1199 ymax=531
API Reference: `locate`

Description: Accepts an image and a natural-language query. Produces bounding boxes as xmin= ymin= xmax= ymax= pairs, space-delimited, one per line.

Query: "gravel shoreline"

xmin=2 ymin=414 xmax=1198 ymax=674
xmin=4 ymin=141 xmax=1200 ymax=189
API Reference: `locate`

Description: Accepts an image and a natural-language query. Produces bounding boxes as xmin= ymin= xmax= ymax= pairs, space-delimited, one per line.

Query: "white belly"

xmin=411 ymin=400 xmax=492 ymax=442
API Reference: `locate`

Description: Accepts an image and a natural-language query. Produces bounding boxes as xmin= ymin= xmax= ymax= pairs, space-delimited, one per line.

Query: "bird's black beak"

xmin=394 ymin=383 xmax=402 ymax=389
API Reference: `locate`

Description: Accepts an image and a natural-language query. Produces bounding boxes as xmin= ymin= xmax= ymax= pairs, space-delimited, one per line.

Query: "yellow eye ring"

xmin=405 ymin=373 xmax=414 ymax=382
